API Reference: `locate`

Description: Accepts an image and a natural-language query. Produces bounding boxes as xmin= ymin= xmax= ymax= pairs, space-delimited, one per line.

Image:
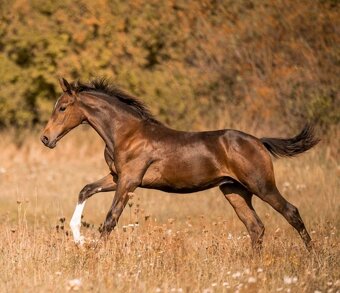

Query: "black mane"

xmin=71 ymin=78 xmax=161 ymax=124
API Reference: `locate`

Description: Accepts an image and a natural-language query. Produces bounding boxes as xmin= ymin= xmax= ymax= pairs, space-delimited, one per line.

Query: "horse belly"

xmin=141 ymin=156 xmax=228 ymax=193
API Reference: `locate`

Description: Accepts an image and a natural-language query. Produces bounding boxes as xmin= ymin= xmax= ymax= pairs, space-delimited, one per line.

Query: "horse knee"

xmin=79 ymin=184 xmax=93 ymax=203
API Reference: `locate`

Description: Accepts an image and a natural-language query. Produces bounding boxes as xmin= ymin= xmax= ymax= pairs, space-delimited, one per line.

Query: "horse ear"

xmin=58 ymin=77 xmax=72 ymax=93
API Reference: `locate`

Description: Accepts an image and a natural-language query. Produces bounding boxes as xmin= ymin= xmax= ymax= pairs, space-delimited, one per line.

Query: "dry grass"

xmin=0 ymin=127 xmax=339 ymax=293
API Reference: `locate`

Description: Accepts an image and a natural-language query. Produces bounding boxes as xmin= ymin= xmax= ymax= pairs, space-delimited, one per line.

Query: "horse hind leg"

xmin=220 ymin=182 xmax=265 ymax=252
xmin=256 ymin=186 xmax=312 ymax=251
xmin=238 ymin=168 xmax=312 ymax=250
xmin=226 ymin=133 xmax=312 ymax=250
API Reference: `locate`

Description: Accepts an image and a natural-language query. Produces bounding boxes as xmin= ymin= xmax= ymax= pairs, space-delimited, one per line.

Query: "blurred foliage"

xmin=0 ymin=0 xmax=339 ymax=132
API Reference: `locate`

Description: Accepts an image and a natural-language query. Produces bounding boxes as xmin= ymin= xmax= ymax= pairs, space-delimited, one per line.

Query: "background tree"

xmin=0 ymin=0 xmax=338 ymax=133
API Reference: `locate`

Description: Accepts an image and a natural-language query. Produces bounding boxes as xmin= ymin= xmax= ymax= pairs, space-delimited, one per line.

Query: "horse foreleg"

xmin=100 ymin=193 xmax=131 ymax=238
xmin=100 ymin=171 xmax=142 ymax=238
xmin=78 ymin=172 xmax=117 ymax=204
xmin=70 ymin=173 xmax=117 ymax=245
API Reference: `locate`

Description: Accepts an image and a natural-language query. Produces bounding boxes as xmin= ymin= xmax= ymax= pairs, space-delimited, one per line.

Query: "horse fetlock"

xmin=305 ymin=238 xmax=314 ymax=252
xmin=70 ymin=221 xmax=81 ymax=236
xmin=100 ymin=227 xmax=112 ymax=239
xmin=249 ymin=224 xmax=265 ymax=243
xmin=257 ymin=221 xmax=265 ymax=236
xmin=252 ymin=223 xmax=265 ymax=236
xmin=70 ymin=221 xmax=80 ymax=230
xmin=102 ymin=219 xmax=117 ymax=235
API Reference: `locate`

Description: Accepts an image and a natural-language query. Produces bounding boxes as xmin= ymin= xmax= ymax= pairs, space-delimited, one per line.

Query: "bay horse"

xmin=41 ymin=77 xmax=319 ymax=251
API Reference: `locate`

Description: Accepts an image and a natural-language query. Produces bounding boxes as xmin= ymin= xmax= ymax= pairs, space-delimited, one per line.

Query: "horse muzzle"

xmin=40 ymin=135 xmax=57 ymax=149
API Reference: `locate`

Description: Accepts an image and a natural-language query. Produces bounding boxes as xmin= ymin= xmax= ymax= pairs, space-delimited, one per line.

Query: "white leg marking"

xmin=70 ymin=201 xmax=86 ymax=245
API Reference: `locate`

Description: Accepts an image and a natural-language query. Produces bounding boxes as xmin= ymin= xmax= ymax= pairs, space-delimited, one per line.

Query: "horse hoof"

xmin=74 ymin=236 xmax=85 ymax=246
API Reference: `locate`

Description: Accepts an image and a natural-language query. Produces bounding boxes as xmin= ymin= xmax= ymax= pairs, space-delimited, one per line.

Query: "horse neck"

xmin=79 ymin=92 xmax=141 ymax=151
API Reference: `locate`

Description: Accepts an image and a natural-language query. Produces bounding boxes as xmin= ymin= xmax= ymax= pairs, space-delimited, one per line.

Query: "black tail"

xmin=260 ymin=124 xmax=320 ymax=158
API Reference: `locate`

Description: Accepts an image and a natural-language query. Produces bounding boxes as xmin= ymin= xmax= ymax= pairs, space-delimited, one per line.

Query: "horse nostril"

xmin=41 ymin=135 xmax=49 ymax=145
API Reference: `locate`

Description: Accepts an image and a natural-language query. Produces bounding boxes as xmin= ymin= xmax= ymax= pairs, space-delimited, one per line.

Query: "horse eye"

xmin=59 ymin=106 xmax=66 ymax=112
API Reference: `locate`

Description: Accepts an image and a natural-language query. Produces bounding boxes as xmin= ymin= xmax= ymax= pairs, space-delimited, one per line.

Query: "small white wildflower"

xmin=283 ymin=182 xmax=290 ymax=188
xmin=128 ymin=223 xmax=139 ymax=228
xmin=244 ymin=268 xmax=250 ymax=275
xmin=127 ymin=192 xmax=136 ymax=198
xmin=327 ymin=281 xmax=333 ymax=286
xmin=257 ymin=268 xmax=263 ymax=273
xmin=232 ymin=271 xmax=241 ymax=279
xmin=223 ymin=282 xmax=229 ymax=286
xmin=227 ymin=233 xmax=233 ymax=240
xmin=155 ymin=288 xmax=161 ymax=292
xmin=55 ymin=271 xmax=62 ymax=276
xmin=211 ymin=282 xmax=217 ymax=287
xmin=248 ymin=276 xmax=257 ymax=283
xmin=284 ymin=276 xmax=298 ymax=285
xmin=296 ymin=184 xmax=306 ymax=190
xmin=66 ymin=279 xmax=82 ymax=291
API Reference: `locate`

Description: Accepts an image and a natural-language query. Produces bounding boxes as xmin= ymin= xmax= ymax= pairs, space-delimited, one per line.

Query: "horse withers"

xmin=41 ymin=77 xmax=319 ymax=251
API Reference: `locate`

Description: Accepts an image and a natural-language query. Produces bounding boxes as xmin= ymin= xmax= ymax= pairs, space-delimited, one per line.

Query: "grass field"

xmin=0 ymin=127 xmax=339 ymax=292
